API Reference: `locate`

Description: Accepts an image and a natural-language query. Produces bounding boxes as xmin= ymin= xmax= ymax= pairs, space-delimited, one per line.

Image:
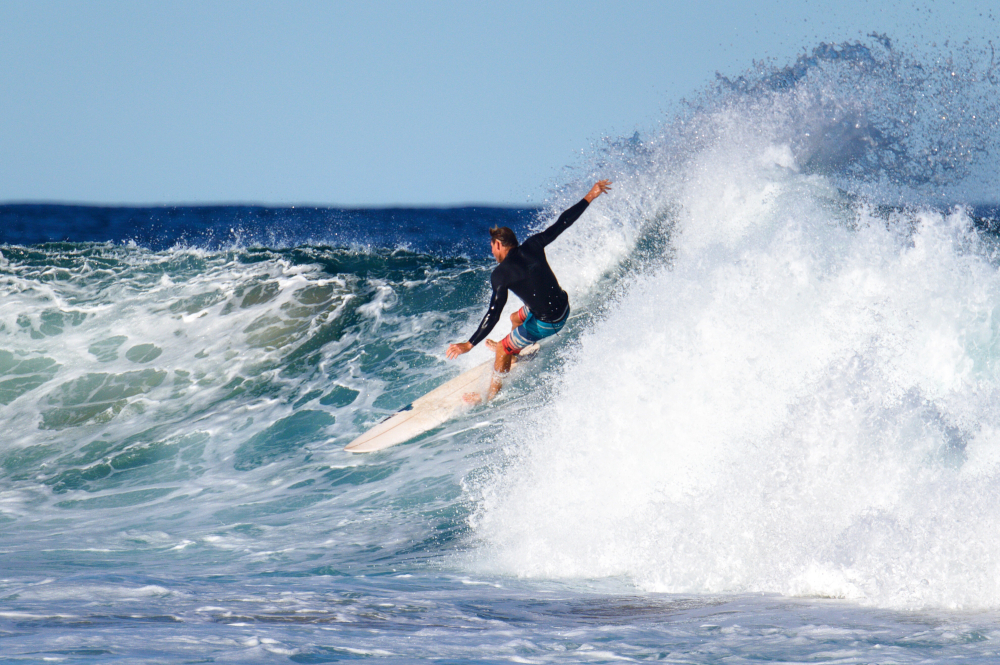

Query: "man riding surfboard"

xmin=446 ymin=179 xmax=612 ymax=403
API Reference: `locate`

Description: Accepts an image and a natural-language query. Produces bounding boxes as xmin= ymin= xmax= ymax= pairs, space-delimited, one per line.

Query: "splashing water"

xmin=473 ymin=36 xmax=1000 ymax=611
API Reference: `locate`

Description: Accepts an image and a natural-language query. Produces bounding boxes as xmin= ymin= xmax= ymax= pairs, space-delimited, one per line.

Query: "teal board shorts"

xmin=499 ymin=305 xmax=569 ymax=355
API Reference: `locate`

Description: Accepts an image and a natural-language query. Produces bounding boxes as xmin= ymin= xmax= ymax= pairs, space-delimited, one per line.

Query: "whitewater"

xmin=4 ymin=37 xmax=1000 ymax=662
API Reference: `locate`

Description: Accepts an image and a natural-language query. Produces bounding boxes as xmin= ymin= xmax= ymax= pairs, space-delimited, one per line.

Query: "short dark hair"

xmin=489 ymin=226 xmax=518 ymax=248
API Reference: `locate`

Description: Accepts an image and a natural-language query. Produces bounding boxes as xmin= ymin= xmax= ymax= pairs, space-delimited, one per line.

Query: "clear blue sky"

xmin=0 ymin=0 xmax=995 ymax=206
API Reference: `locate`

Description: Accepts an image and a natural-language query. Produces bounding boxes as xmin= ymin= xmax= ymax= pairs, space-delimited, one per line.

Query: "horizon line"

xmin=0 ymin=199 xmax=543 ymax=210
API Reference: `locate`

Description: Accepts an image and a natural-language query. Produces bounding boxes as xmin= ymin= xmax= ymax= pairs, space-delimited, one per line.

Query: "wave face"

xmin=472 ymin=37 xmax=1000 ymax=610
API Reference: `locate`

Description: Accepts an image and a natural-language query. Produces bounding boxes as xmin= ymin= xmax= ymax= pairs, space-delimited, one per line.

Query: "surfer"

xmin=446 ymin=179 xmax=612 ymax=403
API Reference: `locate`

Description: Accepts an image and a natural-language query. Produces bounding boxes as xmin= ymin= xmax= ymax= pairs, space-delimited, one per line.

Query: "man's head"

xmin=489 ymin=226 xmax=518 ymax=262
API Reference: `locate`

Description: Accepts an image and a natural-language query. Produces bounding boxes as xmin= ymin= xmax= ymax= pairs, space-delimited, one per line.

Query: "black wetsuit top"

xmin=468 ymin=198 xmax=590 ymax=346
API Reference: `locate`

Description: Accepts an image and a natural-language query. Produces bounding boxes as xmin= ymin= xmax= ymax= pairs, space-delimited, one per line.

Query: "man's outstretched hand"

xmin=446 ymin=342 xmax=473 ymax=360
xmin=584 ymin=179 xmax=612 ymax=202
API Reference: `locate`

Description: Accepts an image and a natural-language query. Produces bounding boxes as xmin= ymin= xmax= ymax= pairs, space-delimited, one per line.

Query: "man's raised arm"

xmin=535 ymin=180 xmax=612 ymax=247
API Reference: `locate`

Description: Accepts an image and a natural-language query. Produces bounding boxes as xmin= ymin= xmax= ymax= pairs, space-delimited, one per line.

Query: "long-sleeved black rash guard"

xmin=467 ymin=198 xmax=590 ymax=346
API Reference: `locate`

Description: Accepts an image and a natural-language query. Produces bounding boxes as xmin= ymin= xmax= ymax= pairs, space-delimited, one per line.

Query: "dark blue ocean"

xmin=4 ymin=37 xmax=1000 ymax=663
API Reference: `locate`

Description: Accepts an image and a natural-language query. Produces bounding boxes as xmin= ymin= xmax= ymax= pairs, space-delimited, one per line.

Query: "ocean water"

xmin=4 ymin=36 xmax=1000 ymax=662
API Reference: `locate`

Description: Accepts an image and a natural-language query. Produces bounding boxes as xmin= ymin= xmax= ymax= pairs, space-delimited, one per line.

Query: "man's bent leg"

xmin=462 ymin=340 xmax=513 ymax=405
xmin=469 ymin=307 xmax=560 ymax=405
xmin=488 ymin=341 xmax=514 ymax=402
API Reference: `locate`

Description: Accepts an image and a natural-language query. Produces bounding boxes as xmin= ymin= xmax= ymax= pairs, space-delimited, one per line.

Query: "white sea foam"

xmin=474 ymin=77 xmax=1000 ymax=609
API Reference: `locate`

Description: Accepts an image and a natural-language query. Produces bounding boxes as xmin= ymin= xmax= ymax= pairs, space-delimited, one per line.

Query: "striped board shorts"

xmin=500 ymin=305 xmax=569 ymax=355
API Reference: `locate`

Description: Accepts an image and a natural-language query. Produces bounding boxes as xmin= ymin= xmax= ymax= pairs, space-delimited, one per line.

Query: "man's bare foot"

xmin=485 ymin=339 xmax=498 ymax=351
xmin=462 ymin=392 xmax=483 ymax=405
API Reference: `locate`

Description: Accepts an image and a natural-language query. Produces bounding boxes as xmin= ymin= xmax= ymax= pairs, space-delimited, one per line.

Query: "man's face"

xmin=491 ymin=239 xmax=504 ymax=263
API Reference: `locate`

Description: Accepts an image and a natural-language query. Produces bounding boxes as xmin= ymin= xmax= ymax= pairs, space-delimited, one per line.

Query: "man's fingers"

xmin=447 ymin=342 xmax=471 ymax=359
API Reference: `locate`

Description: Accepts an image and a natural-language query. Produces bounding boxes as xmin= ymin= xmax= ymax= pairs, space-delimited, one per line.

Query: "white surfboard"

xmin=344 ymin=344 xmax=540 ymax=453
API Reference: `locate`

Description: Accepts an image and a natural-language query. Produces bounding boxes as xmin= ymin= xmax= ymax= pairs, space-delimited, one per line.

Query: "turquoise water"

xmin=4 ymin=36 xmax=1000 ymax=662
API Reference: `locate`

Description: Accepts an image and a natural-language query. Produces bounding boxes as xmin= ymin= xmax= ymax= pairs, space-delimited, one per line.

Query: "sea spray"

xmin=472 ymin=37 xmax=1000 ymax=610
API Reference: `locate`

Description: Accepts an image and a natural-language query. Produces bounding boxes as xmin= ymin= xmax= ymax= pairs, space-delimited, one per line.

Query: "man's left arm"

xmin=447 ymin=283 xmax=508 ymax=359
